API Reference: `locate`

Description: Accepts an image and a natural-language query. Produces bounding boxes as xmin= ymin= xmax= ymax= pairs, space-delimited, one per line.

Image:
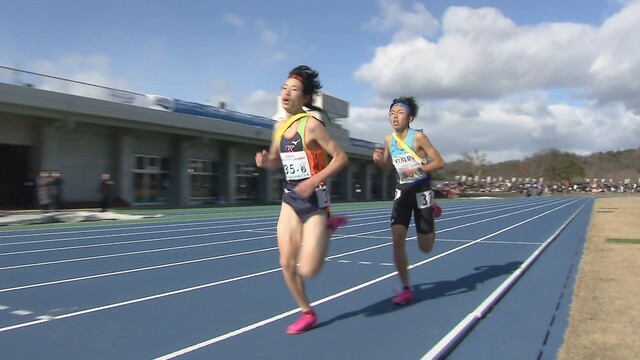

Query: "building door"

xmin=0 ymin=144 xmax=31 ymax=209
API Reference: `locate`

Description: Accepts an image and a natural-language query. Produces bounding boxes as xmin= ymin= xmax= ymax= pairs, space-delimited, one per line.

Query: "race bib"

xmin=416 ymin=190 xmax=434 ymax=209
xmin=393 ymin=154 xmax=425 ymax=184
xmin=280 ymin=151 xmax=311 ymax=181
xmin=315 ymin=186 xmax=330 ymax=208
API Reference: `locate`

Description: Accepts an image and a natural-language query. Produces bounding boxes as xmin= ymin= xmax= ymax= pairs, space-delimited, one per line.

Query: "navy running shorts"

xmin=391 ymin=181 xmax=435 ymax=234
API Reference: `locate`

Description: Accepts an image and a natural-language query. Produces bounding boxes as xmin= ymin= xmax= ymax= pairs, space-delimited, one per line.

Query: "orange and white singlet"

xmin=278 ymin=115 xmax=327 ymax=186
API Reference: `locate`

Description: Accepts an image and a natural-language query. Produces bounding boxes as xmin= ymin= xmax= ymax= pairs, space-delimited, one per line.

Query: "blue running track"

xmin=0 ymin=196 xmax=593 ymax=359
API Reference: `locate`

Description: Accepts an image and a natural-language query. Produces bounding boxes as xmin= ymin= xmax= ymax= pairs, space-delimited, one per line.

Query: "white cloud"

xmin=347 ymin=1 xmax=640 ymax=163
xmin=249 ymin=20 xmax=286 ymax=64
xmin=587 ymin=0 xmax=640 ymax=111
xmin=220 ymin=15 xmax=285 ymax=64
xmin=348 ymin=93 xmax=640 ymax=163
xmin=363 ymin=0 xmax=439 ymax=41
xmin=356 ymin=6 xmax=602 ymax=100
xmin=33 ymin=54 xmax=120 ymax=84
xmin=223 ymin=13 xmax=246 ymax=29
xmin=240 ymin=89 xmax=279 ymax=118
xmin=21 ymin=54 xmax=130 ymax=98
xmin=256 ymin=20 xmax=279 ymax=46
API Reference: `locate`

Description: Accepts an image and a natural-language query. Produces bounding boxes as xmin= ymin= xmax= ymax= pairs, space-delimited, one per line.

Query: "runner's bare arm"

xmin=256 ymin=121 xmax=284 ymax=170
xmin=303 ymin=117 xmax=349 ymax=188
xmin=373 ymin=135 xmax=392 ymax=169
xmin=414 ymin=131 xmax=445 ymax=173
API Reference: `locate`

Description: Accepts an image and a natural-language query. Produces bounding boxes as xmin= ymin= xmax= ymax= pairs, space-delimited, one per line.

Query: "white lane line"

xmin=0 ymin=267 xmax=282 ymax=333
xmin=0 ymin=246 xmax=278 ymax=294
xmin=323 ymin=199 xmax=566 ymax=264
xmin=154 ymin=270 xmax=405 ymax=359
xmin=0 ymin=198 xmax=553 ymax=250
xmin=422 ymin=197 xmax=587 ymax=359
xmin=154 ymin=199 xmax=578 ymax=359
xmin=330 ymin=261 xmax=395 ymax=267
xmin=1 ymin=199 xmax=570 ymax=294
xmin=0 ymin=221 xmax=280 ymax=252
xmin=0 ymin=217 xmax=277 ymax=241
xmin=434 ymin=198 xmax=566 ymax=223
xmin=1 ymin=199 xmax=561 ymax=271
xmin=0 ymin=235 xmax=386 ymax=332
xmin=0 ymin=305 xmax=9 ymax=310
xmin=0 ymin=214 xmax=389 ymax=256
xmin=0 ymin=228 xmax=274 ymax=257
xmin=435 ymin=198 xmax=567 ymax=233
xmin=326 ymin=238 xmax=538 ymax=267
xmin=439 ymin=239 xmax=542 ymax=245
xmin=0 ymin=198 xmax=576 ymax=342
xmin=0 ymin=232 xmax=276 ymax=271
xmin=0 ymin=205 xmax=343 ymax=235
xmin=0 ymin=227 xmax=388 ymax=293
xmin=0 ymin=218 xmax=390 ymax=272
xmin=0 ymin=209 xmax=388 ymax=242
xmin=0 ymin=226 xmax=468 ymax=333
xmin=482 ymin=240 xmax=543 ymax=245
xmin=11 ymin=310 xmax=32 ymax=316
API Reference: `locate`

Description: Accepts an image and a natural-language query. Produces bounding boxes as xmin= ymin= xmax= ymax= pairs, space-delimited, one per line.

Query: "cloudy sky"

xmin=1 ymin=0 xmax=638 ymax=163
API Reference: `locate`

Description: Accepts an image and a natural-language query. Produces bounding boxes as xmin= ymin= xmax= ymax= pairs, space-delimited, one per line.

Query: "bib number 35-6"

xmin=416 ymin=190 xmax=434 ymax=209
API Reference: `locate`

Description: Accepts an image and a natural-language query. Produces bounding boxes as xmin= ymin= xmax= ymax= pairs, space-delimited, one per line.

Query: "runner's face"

xmin=280 ymin=78 xmax=308 ymax=115
xmin=388 ymin=104 xmax=412 ymax=131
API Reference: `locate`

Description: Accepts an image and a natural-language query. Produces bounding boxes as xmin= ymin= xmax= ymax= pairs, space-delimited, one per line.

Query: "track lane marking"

xmin=154 ymin=199 xmax=579 ymax=359
xmin=0 ymin=197 xmax=578 ymax=345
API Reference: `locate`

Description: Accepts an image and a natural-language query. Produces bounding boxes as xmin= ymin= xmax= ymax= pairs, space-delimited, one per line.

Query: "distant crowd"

xmin=23 ymin=170 xmax=115 ymax=211
xmin=436 ymin=178 xmax=640 ymax=198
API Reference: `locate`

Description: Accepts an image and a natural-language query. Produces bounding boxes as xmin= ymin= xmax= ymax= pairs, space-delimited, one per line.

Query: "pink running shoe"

xmin=432 ymin=203 xmax=442 ymax=219
xmin=327 ymin=215 xmax=348 ymax=232
xmin=286 ymin=311 xmax=317 ymax=334
xmin=392 ymin=289 xmax=414 ymax=305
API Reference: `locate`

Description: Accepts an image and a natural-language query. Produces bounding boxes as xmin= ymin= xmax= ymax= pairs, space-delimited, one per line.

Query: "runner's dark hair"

xmin=289 ymin=65 xmax=332 ymax=124
xmin=389 ymin=96 xmax=419 ymax=118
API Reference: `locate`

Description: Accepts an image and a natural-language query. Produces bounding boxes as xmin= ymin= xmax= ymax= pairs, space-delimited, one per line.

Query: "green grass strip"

xmin=607 ymin=238 xmax=640 ymax=245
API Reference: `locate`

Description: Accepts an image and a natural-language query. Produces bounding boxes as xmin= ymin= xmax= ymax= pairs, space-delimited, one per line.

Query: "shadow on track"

xmin=317 ymin=261 xmax=522 ymax=328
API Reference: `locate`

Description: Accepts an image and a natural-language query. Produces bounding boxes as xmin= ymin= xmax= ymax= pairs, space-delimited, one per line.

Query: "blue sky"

xmin=1 ymin=0 xmax=639 ymax=165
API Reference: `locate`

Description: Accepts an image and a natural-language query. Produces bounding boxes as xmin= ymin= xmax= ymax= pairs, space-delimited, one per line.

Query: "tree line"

xmin=435 ymin=147 xmax=640 ymax=184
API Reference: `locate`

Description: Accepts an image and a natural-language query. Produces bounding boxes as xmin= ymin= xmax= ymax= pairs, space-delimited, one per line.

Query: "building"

xmin=0 ymin=68 xmax=394 ymax=209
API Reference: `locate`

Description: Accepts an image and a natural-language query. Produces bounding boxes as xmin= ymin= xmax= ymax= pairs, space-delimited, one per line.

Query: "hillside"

xmin=435 ymin=148 xmax=640 ymax=183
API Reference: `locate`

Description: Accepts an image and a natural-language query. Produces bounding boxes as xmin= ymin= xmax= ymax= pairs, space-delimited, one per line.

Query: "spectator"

xmin=50 ymin=170 xmax=63 ymax=210
xmin=36 ymin=170 xmax=52 ymax=211
xmin=23 ymin=173 xmax=37 ymax=209
xmin=98 ymin=173 xmax=114 ymax=212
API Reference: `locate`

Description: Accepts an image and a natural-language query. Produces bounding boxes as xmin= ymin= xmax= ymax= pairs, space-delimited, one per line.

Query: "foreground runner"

xmin=372 ymin=96 xmax=445 ymax=305
xmin=255 ymin=65 xmax=349 ymax=333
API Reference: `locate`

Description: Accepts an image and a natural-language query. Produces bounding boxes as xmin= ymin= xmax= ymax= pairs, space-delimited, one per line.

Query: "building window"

xmin=236 ymin=162 xmax=258 ymax=200
xmin=132 ymin=155 xmax=169 ymax=204
xmin=352 ymin=171 xmax=363 ymax=200
xmin=189 ymin=159 xmax=219 ymax=201
xmin=329 ymin=177 xmax=340 ymax=199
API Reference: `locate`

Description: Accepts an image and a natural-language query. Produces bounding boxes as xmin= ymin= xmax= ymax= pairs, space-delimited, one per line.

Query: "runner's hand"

xmin=293 ymin=178 xmax=315 ymax=197
xmin=373 ymin=148 xmax=384 ymax=164
xmin=255 ymin=150 xmax=269 ymax=168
